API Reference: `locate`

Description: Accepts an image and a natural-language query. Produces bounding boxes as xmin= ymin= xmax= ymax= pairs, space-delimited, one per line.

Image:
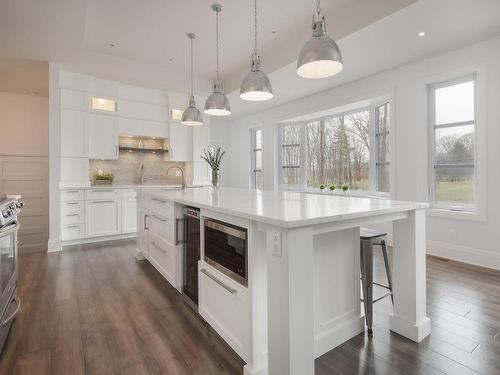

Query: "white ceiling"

xmin=0 ymin=0 xmax=499 ymax=117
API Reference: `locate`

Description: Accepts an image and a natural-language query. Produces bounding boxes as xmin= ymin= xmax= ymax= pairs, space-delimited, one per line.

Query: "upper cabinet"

xmin=167 ymin=123 xmax=193 ymax=162
xmin=60 ymin=110 xmax=88 ymax=157
xmin=88 ymin=114 xmax=118 ymax=160
xmin=60 ymin=89 xmax=88 ymax=111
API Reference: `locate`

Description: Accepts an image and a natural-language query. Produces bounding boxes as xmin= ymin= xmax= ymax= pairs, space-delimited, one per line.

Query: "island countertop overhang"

xmin=138 ymin=187 xmax=429 ymax=228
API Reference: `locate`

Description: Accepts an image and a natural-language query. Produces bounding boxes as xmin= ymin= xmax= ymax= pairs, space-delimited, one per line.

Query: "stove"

xmin=0 ymin=195 xmax=23 ymax=354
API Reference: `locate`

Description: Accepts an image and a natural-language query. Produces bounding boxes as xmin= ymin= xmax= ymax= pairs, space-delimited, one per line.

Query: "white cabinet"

xmin=118 ymin=100 xmax=168 ymax=122
xmin=167 ymin=123 xmax=193 ymax=162
xmin=61 ymin=110 xmax=88 ymax=157
xmin=60 ymin=89 xmax=88 ymax=111
xmin=199 ymin=264 xmax=251 ymax=361
xmin=85 ymin=194 xmax=121 ymax=237
xmin=60 ymin=157 xmax=89 ymax=187
xmin=117 ymin=117 xmax=168 ymax=138
xmin=88 ymin=113 xmax=118 ymax=160
xmin=137 ymin=207 xmax=150 ymax=256
xmin=122 ymin=197 xmax=137 ymax=233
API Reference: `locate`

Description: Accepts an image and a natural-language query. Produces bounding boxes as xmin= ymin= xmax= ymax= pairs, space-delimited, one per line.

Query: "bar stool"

xmin=360 ymin=228 xmax=393 ymax=335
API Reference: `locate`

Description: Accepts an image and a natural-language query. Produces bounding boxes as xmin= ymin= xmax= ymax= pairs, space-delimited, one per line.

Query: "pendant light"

xmin=181 ymin=33 xmax=204 ymax=126
xmin=204 ymin=4 xmax=231 ymax=116
xmin=240 ymin=0 xmax=273 ymax=102
xmin=297 ymin=0 xmax=343 ymax=79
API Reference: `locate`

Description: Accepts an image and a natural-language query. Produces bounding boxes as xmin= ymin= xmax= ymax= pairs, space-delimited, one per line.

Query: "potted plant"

xmin=94 ymin=172 xmax=114 ymax=185
xmin=342 ymin=184 xmax=349 ymax=194
xmin=201 ymin=147 xmax=226 ymax=190
xmin=329 ymin=184 xmax=336 ymax=193
xmin=319 ymin=184 xmax=326 ymax=192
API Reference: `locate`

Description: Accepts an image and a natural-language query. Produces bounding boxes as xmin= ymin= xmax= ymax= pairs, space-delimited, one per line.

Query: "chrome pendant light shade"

xmin=297 ymin=0 xmax=343 ymax=79
xmin=205 ymin=4 xmax=231 ymax=116
xmin=181 ymin=33 xmax=203 ymax=126
xmin=240 ymin=0 xmax=273 ymax=102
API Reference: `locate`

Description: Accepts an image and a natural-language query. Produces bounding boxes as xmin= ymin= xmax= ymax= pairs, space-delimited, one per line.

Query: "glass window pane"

xmin=307 ymin=121 xmax=321 ymax=187
xmin=282 ymin=145 xmax=300 ymax=167
xmin=376 ymin=103 xmax=389 ymax=133
xmin=377 ymin=133 xmax=389 ymax=163
xmin=377 ymin=164 xmax=390 ymax=193
xmin=282 ymin=167 xmax=300 ymax=185
xmin=255 ymin=129 xmax=262 ymax=149
xmin=435 ymin=125 xmax=474 ymax=164
xmin=435 ymin=80 xmax=474 ymax=125
xmin=282 ymin=125 xmax=301 ymax=145
xmin=255 ymin=170 xmax=263 ymax=190
xmin=255 ymin=150 xmax=262 ymax=170
xmin=435 ymin=166 xmax=474 ymax=206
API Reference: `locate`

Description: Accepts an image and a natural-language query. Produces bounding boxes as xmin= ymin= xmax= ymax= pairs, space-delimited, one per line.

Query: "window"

xmin=279 ymin=102 xmax=390 ymax=194
xmin=251 ymin=128 xmax=263 ymax=190
xmin=281 ymin=124 xmax=302 ymax=186
xmin=91 ymin=97 xmax=117 ymax=112
xmin=375 ymin=103 xmax=390 ymax=192
xmin=429 ymin=76 xmax=476 ymax=211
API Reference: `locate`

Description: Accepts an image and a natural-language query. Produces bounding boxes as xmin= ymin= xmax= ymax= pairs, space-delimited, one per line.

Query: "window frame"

xmin=278 ymin=102 xmax=391 ymax=196
xmin=250 ymin=127 xmax=263 ymax=190
xmin=428 ymin=74 xmax=477 ymax=213
xmin=374 ymin=102 xmax=391 ymax=194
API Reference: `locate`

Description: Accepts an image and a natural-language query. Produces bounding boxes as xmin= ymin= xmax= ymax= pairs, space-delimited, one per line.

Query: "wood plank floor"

xmin=1 ymin=239 xmax=500 ymax=375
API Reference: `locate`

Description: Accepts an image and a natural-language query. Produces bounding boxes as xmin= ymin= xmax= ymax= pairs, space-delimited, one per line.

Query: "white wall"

xmin=212 ymin=35 xmax=500 ymax=270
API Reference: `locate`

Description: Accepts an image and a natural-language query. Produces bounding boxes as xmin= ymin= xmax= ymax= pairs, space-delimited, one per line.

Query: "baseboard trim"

xmin=47 ymin=238 xmax=62 ymax=253
xmin=427 ymin=240 xmax=500 ymax=271
xmin=62 ymin=233 xmax=136 ymax=247
xmin=314 ymin=315 xmax=365 ymax=358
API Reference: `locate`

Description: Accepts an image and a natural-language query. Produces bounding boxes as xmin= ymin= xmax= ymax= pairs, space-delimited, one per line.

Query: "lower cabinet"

xmin=121 ymin=197 xmax=137 ymax=233
xmin=85 ymin=199 xmax=121 ymax=237
xmin=137 ymin=208 xmax=149 ymax=257
xmin=198 ymin=263 xmax=250 ymax=362
xmin=148 ymin=231 xmax=176 ymax=285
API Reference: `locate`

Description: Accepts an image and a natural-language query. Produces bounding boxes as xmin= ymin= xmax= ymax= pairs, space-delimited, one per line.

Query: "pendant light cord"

xmin=190 ymin=36 xmax=194 ymax=95
xmin=216 ymin=9 xmax=220 ymax=81
xmin=316 ymin=0 xmax=321 ymax=14
xmin=254 ymin=0 xmax=258 ymax=55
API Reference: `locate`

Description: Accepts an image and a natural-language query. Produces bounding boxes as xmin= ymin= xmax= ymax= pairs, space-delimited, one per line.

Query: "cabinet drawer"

xmin=62 ymin=223 xmax=85 ymax=241
xmin=199 ymin=264 xmax=250 ymax=362
xmin=148 ymin=196 xmax=174 ymax=217
xmin=149 ymin=213 xmax=174 ymax=244
xmin=61 ymin=189 xmax=84 ymax=202
xmin=85 ymin=189 xmax=120 ymax=200
xmin=121 ymin=189 xmax=137 ymax=199
xmin=61 ymin=200 xmax=85 ymax=215
xmin=61 ymin=211 xmax=84 ymax=225
xmin=149 ymin=232 xmax=175 ymax=281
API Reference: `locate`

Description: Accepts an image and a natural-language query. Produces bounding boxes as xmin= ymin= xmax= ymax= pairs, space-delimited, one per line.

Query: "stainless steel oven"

xmin=0 ymin=196 xmax=23 ymax=354
xmin=204 ymin=218 xmax=247 ymax=286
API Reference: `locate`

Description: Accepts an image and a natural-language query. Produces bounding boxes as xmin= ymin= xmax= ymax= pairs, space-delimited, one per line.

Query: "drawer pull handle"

xmin=175 ymin=218 xmax=186 ymax=245
xmin=201 ymin=269 xmax=237 ymax=295
xmin=144 ymin=214 xmax=149 ymax=230
xmin=67 ymin=214 xmax=80 ymax=217
xmin=66 ymin=202 xmax=80 ymax=205
xmin=66 ymin=190 xmax=80 ymax=193
xmin=152 ymin=215 xmax=167 ymax=222
xmin=91 ymin=200 xmax=115 ymax=203
xmin=91 ymin=189 xmax=115 ymax=193
xmin=66 ymin=225 xmax=80 ymax=228
xmin=151 ymin=241 xmax=166 ymax=253
xmin=151 ymin=198 xmax=167 ymax=203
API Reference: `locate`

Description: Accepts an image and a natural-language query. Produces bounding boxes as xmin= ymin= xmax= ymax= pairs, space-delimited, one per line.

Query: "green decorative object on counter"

xmin=94 ymin=173 xmax=114 ymax=185
xmin=201 ymin=147 xmax=226 ymax=190
xmin=342 ymin=184 xmax=349 ymax=192
xmin=319 ymin=184 xmax=326 ymax=191
xmin=329 ymin=184 xmax=336 ymax=191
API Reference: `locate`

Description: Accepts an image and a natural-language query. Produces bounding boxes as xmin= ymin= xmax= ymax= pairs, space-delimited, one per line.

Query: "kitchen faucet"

xmin=167 ymin=165 xmax=186 ymax=189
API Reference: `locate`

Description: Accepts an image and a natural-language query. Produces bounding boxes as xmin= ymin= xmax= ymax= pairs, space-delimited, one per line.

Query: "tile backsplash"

xmin=90 ymin=150 xmax=187 ymax=185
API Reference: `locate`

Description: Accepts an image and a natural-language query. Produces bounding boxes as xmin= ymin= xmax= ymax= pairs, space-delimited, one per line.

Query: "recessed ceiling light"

xmin=418 ymin=31 xmax=425 ymax=37
xmin=272 ymin=30 xmax=277 ymax=34
xmin=110 ymin=42 xmax=117 ymax=47
xmin=169 ymin=58 xmax=173 ymax=62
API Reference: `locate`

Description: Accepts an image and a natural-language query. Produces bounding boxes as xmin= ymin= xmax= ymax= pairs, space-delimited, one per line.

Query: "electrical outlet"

xmin=272 ymin=231 xmax=282 ymax=257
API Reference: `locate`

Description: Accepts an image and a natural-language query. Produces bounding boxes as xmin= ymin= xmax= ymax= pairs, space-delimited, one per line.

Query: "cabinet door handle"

xmin=152 ymin=214 xmax=166 ymax=222
xmin=151 ymin=241 xmax=166 ymax=253
xmin=115 ymin=145 xmax=118 ymax=156
xmin=175 ymin=218 xmax=186 ymax=245
xmin=144 ymin=214 xmax=149 ymax=230
xmin=151 ymin=197 xmax=167 ymax=203
xmin=201 ymin=269 xmax=237 ymax=295
xmin=91 ymin=200 xmax=115 ymax=203
xmin=90 ymin=189 xmax=114 ymax=193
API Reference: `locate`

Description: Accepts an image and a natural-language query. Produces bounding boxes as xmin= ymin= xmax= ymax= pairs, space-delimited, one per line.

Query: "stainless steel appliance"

xmin=182 ymin=207 xmax=200 ymax=310
xmin=0 ymin=195 xmax=23 ymax=354
xmin=204 ymin=219 xmax=247 ymax=286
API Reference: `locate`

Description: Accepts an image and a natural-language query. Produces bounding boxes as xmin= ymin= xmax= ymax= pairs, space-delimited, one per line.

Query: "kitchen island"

xmin=136 ymin=187 xmax=431 ymax=375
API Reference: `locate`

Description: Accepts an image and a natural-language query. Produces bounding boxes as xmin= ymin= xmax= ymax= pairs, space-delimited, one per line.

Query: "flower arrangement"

xmin=201 ymin=147 xmax=226 ymax=189
xmin=94 ymin=172 xmax=114 ymax=184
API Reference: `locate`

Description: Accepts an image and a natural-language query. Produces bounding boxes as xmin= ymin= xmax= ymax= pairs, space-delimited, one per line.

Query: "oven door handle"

xmin=0 ymin=222 xmax=20 ymax=236
xmin=201 ymin=269 xmax=237 ymax=295
xmin=1 ymin=294 xmax=21 ymax=327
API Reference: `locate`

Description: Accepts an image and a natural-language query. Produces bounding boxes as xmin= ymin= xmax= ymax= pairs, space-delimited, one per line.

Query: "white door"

xmin=60 ymin=110 xmax=88 ymax=157
xmin=167 ymin=123 xmax=192 ymax=162
xmin=121 ymin=198 xmax=137 ymax=233
xmin=85 ymin=199 xmax=121 ymax=237
xmin=88 ymin=113 xmax=118 ymax=159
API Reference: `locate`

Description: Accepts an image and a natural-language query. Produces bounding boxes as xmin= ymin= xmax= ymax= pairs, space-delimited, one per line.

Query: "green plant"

xmin=94 ymin=173 xmax=113 ymax=181
xmin=319 ymin=184 xmax=325 ymax=190
xmin=201 ymin=147 xmax=226 ymax=171
xmin=342 ymin=184 xmax=349 ymax=192
xmin=329 ymin=184 xmax=336 ymax=191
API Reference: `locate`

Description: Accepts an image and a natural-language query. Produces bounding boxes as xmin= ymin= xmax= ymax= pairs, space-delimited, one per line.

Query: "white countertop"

xmin=60 ymin=184 xmax=206 ymax=190
xmin=140 ymin=187 xmax=429 ymax=228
